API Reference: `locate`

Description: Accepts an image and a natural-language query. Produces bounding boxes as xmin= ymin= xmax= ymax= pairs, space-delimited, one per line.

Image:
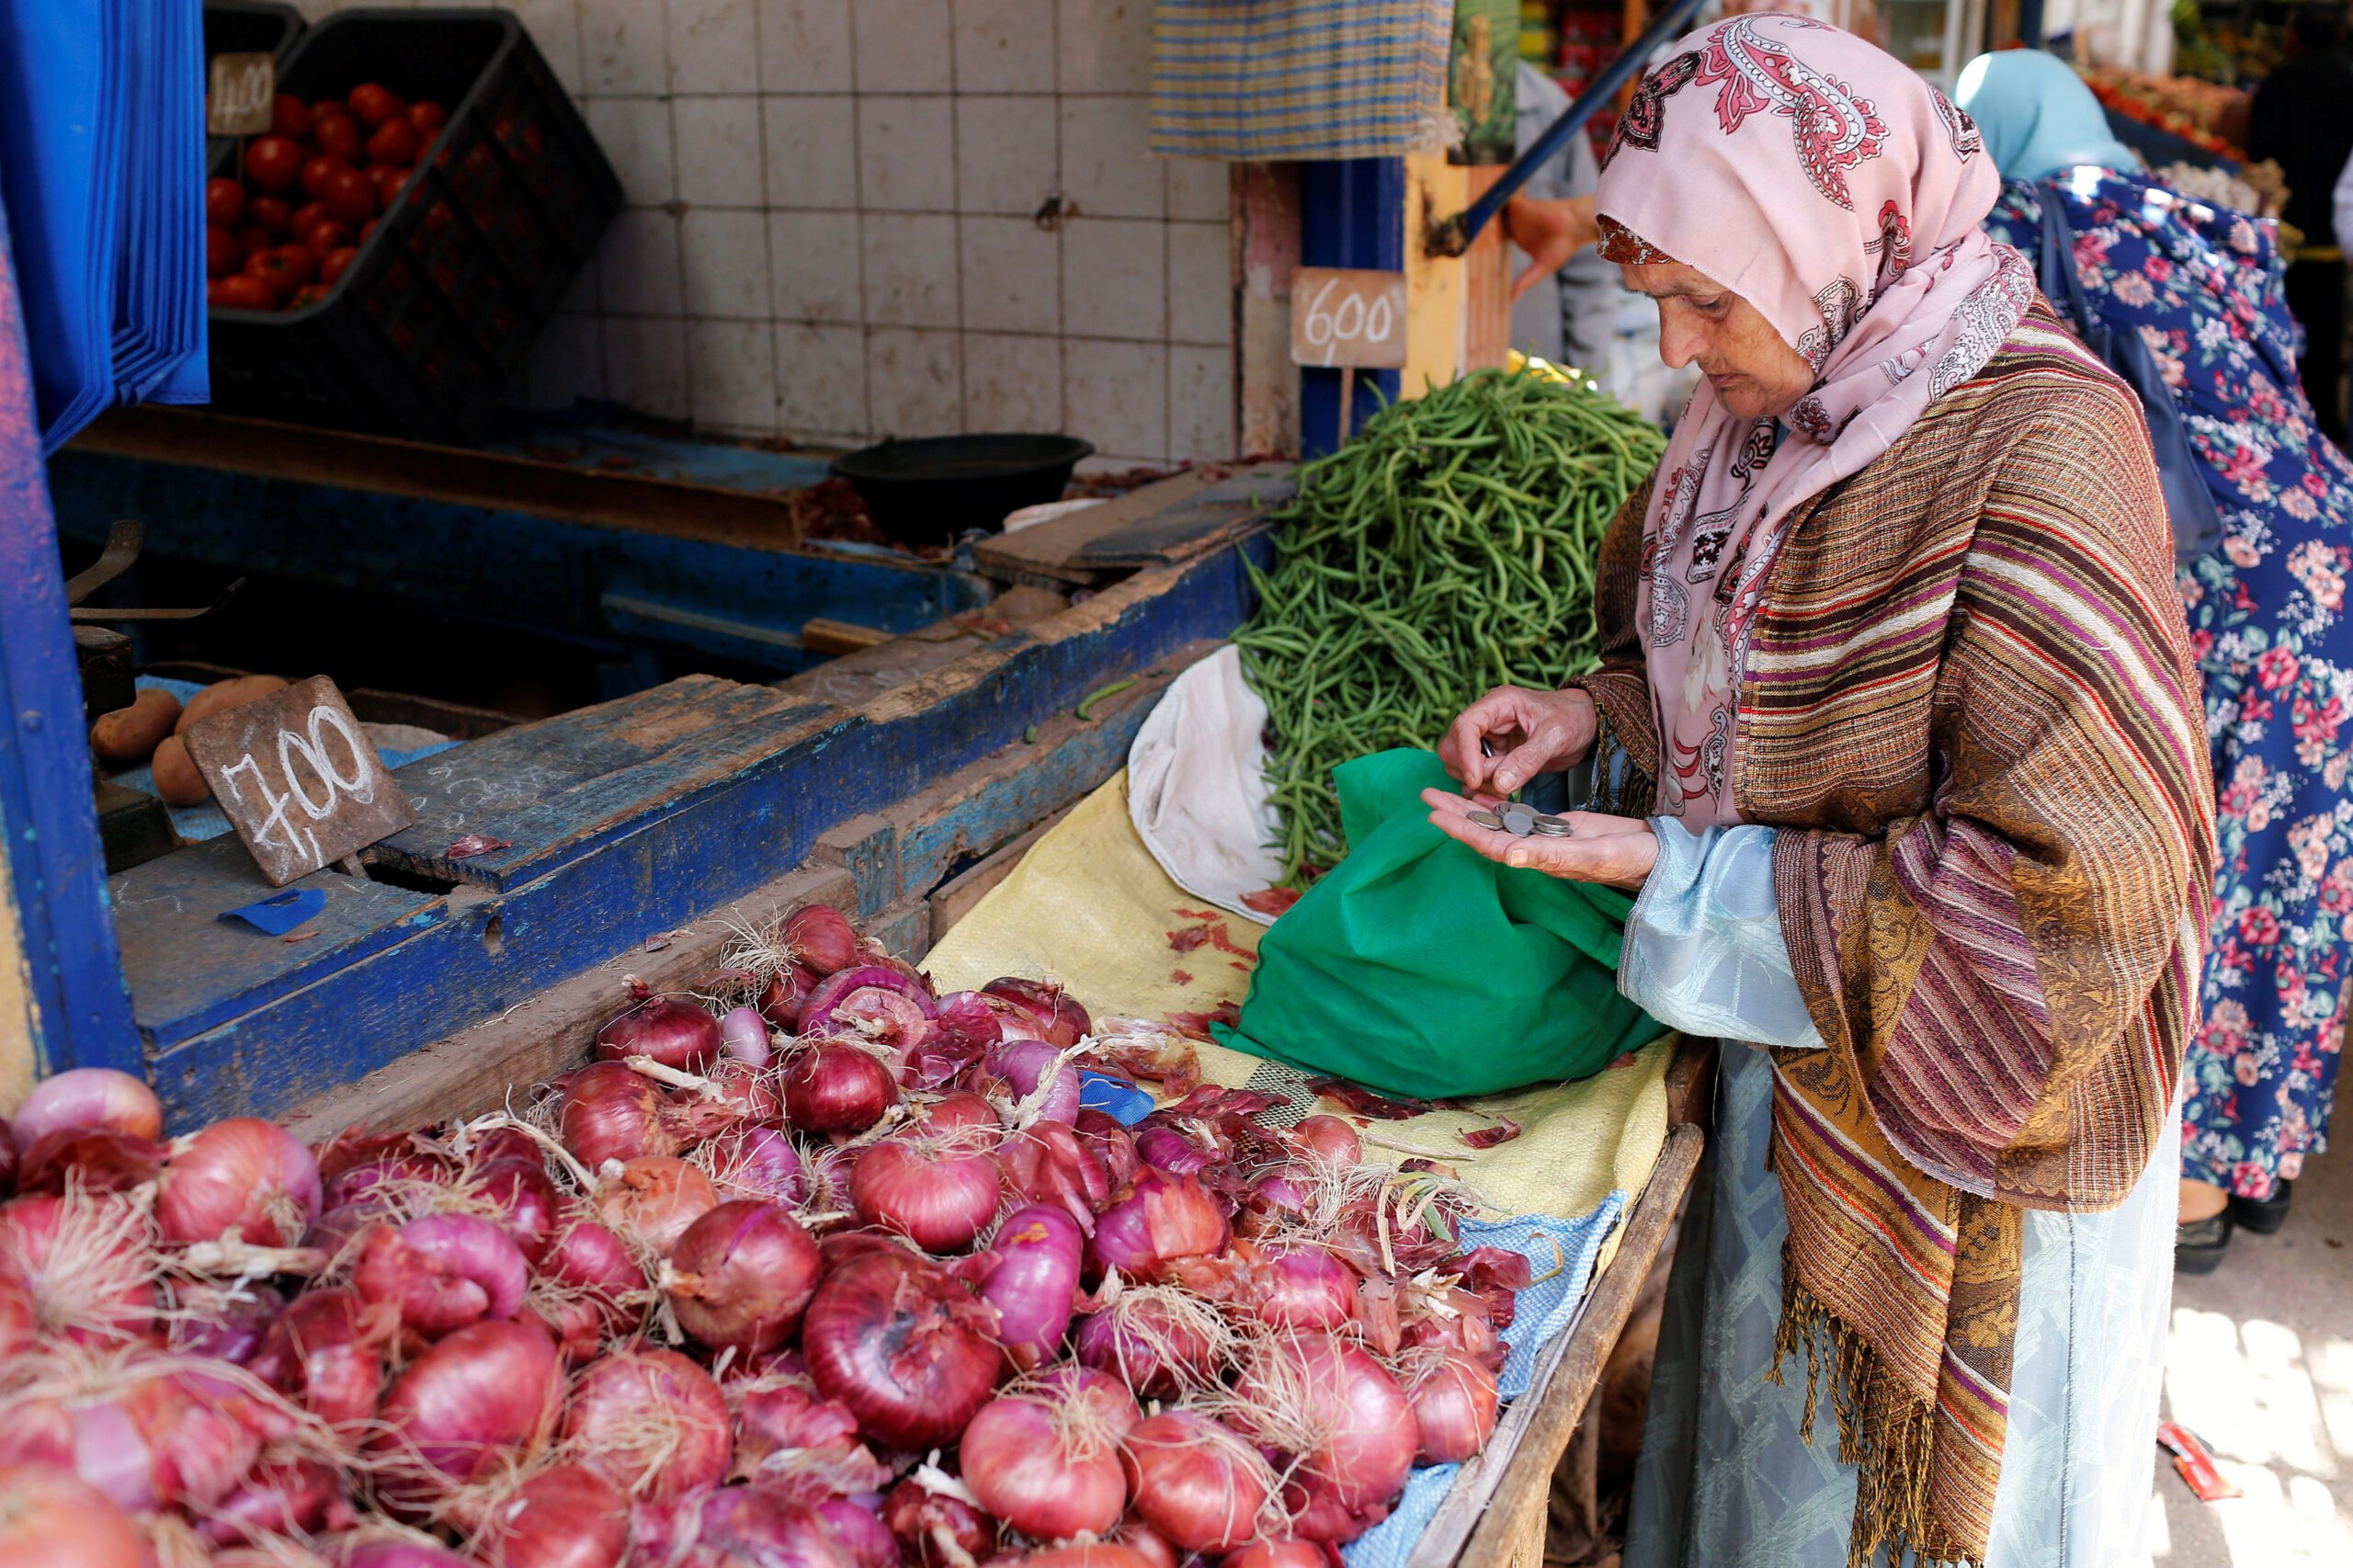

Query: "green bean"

xmin=1231 ymin=367 xmax=1665 ymax=885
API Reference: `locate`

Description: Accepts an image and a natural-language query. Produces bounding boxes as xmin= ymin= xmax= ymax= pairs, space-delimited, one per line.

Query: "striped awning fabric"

xmin=1152 ymin=0 xmax=1454 ymax=162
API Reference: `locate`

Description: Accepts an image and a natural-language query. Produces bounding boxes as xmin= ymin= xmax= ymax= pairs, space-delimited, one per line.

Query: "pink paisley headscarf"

xmin=1592 ymin=16 xmax=2033 ymax=825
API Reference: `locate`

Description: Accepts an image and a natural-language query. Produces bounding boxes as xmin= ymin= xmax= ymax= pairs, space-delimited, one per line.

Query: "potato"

xmin=89 ymin=688 xmax=182 ymax=766
xmin=175 ymin=674 xmax=289 ymax=736
xmin=151 ymin=734 xmax=210 ymax=807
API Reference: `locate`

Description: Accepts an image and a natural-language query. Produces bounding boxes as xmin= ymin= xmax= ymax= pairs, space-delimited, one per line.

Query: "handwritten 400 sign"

xmin=185 ymin=676 xmax=417 ymax=887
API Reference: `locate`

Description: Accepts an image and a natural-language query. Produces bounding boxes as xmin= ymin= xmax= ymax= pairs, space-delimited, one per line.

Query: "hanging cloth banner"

xmin=1151 ymin=0 xmax=1453 ymax=162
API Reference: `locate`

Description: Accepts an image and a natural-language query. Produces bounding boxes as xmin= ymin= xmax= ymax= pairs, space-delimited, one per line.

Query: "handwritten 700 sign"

xmin=185 ymin=676 xmax=417 ymax=887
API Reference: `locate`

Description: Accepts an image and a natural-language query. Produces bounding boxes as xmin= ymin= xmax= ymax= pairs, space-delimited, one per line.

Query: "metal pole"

xmin=1427 ymin=0 xmax=1711 ymax=257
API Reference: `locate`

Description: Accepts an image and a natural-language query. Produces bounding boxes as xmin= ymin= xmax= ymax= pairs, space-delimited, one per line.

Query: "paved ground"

xmin=2154 ymin=1146 xmax=2353 ymax=1563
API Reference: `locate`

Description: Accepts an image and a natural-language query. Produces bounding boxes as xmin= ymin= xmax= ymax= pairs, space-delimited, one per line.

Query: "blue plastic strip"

xmin=1299 ymin=158 xmax=1404 ymax=458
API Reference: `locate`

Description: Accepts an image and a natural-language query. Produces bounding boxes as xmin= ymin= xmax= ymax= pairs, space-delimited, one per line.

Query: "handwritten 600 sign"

xmin=185 ymin=676 xmax=417 ymax=887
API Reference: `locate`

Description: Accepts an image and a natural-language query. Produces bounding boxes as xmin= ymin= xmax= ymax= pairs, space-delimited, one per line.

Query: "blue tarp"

xmin=0 ymin=0 xmax=207 ymax=453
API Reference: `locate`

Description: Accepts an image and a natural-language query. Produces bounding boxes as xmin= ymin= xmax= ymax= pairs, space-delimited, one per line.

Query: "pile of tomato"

xmin=207 ymin=84 xmax=445 ymax=312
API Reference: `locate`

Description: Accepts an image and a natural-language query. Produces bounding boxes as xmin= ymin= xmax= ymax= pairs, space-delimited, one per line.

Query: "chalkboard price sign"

xmin=186 ymin=676 xmax=417 ymax=887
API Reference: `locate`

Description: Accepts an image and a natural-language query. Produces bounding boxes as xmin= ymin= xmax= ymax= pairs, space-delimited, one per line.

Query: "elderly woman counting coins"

xmin=1427 ymin=19 xmax=2211 ymax=1568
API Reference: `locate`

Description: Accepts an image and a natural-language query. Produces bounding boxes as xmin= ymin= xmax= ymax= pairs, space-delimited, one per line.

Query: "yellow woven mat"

xmin=926 ymin=771 xmax=1672 ymax=1246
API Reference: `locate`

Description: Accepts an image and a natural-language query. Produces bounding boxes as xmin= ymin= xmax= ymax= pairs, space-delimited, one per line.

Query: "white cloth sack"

xmin=1127 ymin=645 xmax=1284 ymax=926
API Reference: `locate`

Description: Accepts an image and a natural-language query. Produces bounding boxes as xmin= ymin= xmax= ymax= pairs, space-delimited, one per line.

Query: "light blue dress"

xmin=1619 ymin=821 xmax=2178 ymax=1568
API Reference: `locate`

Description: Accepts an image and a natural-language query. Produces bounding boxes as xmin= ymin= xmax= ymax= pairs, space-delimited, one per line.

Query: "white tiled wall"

xmin=297 ymin=0 xmax=1239 ymax=465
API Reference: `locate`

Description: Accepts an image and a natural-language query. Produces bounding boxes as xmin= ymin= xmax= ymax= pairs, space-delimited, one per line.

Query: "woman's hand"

xmin=1422 ymin=789 xmax=1657 ymax=892
xmin=1504 ymin=194 xmax=1600 ymax=301
xmin=1438 ymin=686 xmax=1597 ymax=796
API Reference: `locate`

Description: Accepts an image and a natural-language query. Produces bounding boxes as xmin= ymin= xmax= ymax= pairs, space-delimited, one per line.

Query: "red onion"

xmin=802 ymin=1249 xmax=1000 ymax=1451
xmin=1400 ymin=1346 xmax=1499 ymax=1463
xmin=13 ymin=1131 xmax=164 ymax=1196
xmin=917 ymin=1092 xmax=1002 ymax=1135
xmin=783 ymin=1044 xmax=895 ymax=1135
xmin=1112 ymin=1523 xmax=1178 ymax=1568
xmin=557 ymin=1062 xmax=678 ymax=1170
xmin=540 ymin=1215 xmax=643 ymax=1302
xmin=155 ymin=1119 xmax=320 ymax=1247
xmin=984 ymin=1040 xmax=1083 ymax=1125
xmin=1287 ymin=1116 xmax=1361 ymax=1166
xmin=1400 ymin=1287 xmax=1503 ymax=1370
xmin=690 ymin=1486 xmax=857 ymax=1568
xmin=354 ymin=1214 xmax=529 ymax=1338
xmin=42 ymin=1363 xmax=284 ymax=1514
xmin=968 ymin=1205 xmax=1083 ymax=1368
xmin=980 ymin=979 xmax=1090 ymax=1049
xmin=821 ymin=1500 xmax=898 ymax=1568
xmin=721 ymin=1006 xmax=776 ymax=1068
xmin=1120 ymin=1411 xmax=1276 ymax=1553
xmin=802 ymin=968 xmax=938 ymax=1059
xmin=1031 ymin=1363 xmax=1141 ymax=1441
xmin=848 ymin=1131 xmax=1002 ymax=1253
xmin=1074 ymin=1111 xmax=1138 ymax=1192
xmin=484 ymin=1464 xmax=629 ymax=1568
xmin=370 ymin=1319 xmax=563 ymax=1503
xmin=1022 ymin=1550 xmax=1153 ymax=1568
xmin=702 ymin=1125 xmax=808 ymax=1204
xmin=467 ymin=1157 xmax=562 ymax=1267
xmin=934 ymin=991 xmax=1005 ymax=1047
xmin=757 ymin=962 xmax=822 ymax=1031
xmin=1132 ymin=1128 xmax=1213 ymax=1176
xmin=593 ymin=1156 xmax=719 ymax=1258
xmin=0 ymin=1462 xmax=141 ymax=1568
xmin=1233 ymin=1334 xmax=1415 ymax=1514
xmin=1222 ymin=1541 xmax=1326 ymax=1568
xmin=0 ymin=1189 xmax=159 ymax=1344
xmin=11 ymin=1068 xmax=162 ymax=1146
xmin=1250 ymin=1245 xmax=1357 ymax=1331
xmin=733 ymin=1378 xmax=861 ymax=1470
xmin=960 ymin=1393 xmax=1127 ymax=1541
xmin=1073 ymin=1289 xmax=1225 ymax=1399
xmin=319 ymin=1137 xmax=451 ymax=1213
xmin=1283 ymin=1473 xmax=1387 ymax=1544
xmin=596 ymin=982 xmax=722 ymax=1074
xmin=563 ymin=1348 xmax=732 ymax=1504
xmin=196 ymin=1456 xmax=349 ymax=1546
xmin=783 ymin=903 xmax=861 ymax=975
xmin=249 ymin=1290 xmax=396 ymax=1429
xmin=665 ymin=1201 xmax=820 ymax=1355
xmin=1090 ymin=1168 xmax=1229 ymax=1277
xmin=0 ymin=1260 xmax=36 ymax=1358
xmin=341 ymin=1543 xmax=483 ymax=1568
xmin=168 ymin=1280 xmax=284 ymax=1363
xmin=883 ymin=1477 xmax=994 ymax=1568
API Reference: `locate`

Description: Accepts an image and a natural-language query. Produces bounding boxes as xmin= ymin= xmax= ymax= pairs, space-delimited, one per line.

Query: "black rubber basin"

xmin=830 ymin=433 xmax=1094 ymax=549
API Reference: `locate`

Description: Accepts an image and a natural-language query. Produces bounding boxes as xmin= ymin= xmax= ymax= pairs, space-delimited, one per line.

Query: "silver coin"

xmin=1465 ymin=809 xmax=1505 ymax=831
xmin=1500 ymin=804 xmax=1538 ymax=837
xmin=1530 ymin=818 xmax=1575 ymax=838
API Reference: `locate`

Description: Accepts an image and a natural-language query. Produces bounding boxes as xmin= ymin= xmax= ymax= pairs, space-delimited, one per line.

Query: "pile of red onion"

xmin=0 ymin=903 xmax=1521 ymax=1568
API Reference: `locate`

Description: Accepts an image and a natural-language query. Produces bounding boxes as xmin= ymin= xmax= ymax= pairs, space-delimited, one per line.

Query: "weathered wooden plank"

xmin=275 ymin=864 xmax=858 ymax=1145
xmin=972 ymin=468 xmax=1229 ymax=583
xmin=142 ymin=543 xmax=1261 ymax=1125
xmin=1073 ymin=470 xmax=1294 ymax=568
xmin=1432 ymin=1126 xmax=1704 ymax=1568
xmin=72 ymin=405 xmax=819 ymax=553
xmin=929 ymin=806 xmax=1072 ymax=939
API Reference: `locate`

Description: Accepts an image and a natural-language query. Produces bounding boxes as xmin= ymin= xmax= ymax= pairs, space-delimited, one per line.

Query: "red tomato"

xmin=320 ymin=245 xmax=360 ymax=285
xmin=205 ymin=177 xmax=244 ymax=228
xmin=366 ymin=119 xmax=420 ymax=167
xmin=236 ymin=222 xmax=273 ymax=258
xmin=244 ymin=134 xmax=302 ymax=194
xmin=204 ymin=225 xmax=243 ymax=278
xmin=301 ymin=221 xmax=351 ymax=260
xmin=244 ymin=244 xmax=314 ymax=295
xmin=205 ymin=278 xmax=225 ymax=306
xmin=313 ymin=113 xmax=364 ymax=161
xmin=270 ymin=93 xmax=312 ymax=140
xmin=289 ymin=283 xmax=330 ymax=309
xmin=324 ymin=165 xmax=380 ymax=225
xmin=246 ymin=195 xmax=292 ymax=237
xmin=369 ymin=165 xmax=409 ymax=210
xmin=288 ymin=199 xmax=330 ymax=237
xmin=407 ymin=100 xmax=447 ymax=136
xmin=215 ymin=273 xmax=277 ymax=311
xmin=309 ymin=97 xmax=344 ymax=126
xmin=299 ymin=153 xmax=348 ymax=199
xmin=358 ymin=218 xmax=381 ymax=244
xmin=347 ymin=83 xmax=405 ymax=130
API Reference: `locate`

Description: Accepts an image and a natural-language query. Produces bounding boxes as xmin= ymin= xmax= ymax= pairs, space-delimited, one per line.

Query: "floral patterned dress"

xmin=1987 ymin=170 xmax=2353 ymax=1200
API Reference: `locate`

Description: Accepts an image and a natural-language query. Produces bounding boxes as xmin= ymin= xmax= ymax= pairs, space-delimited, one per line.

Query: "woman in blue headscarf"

xmin=1961 ymin=49 xmax=2353 ymax=1272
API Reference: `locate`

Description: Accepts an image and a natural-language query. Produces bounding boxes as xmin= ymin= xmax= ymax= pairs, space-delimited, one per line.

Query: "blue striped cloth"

xmin=1152 ymin=0 xmax=1452 ymax=161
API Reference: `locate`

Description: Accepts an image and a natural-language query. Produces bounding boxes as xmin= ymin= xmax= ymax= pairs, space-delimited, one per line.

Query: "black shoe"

xmin=2229 ymin=1180 xmax=2292 ymax=1236
xmin=2176 ymin=1210 xmax=2233 ymax=1276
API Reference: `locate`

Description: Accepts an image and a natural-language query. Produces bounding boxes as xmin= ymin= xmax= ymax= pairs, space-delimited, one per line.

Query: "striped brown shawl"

xmin=1581 ymin=306 xmax=2213 ymax=1565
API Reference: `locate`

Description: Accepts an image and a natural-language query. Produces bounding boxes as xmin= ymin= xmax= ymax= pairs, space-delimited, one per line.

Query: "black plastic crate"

xmin=204 ymin=2 xmax=305 ymax=166
xmin=206 ymin=8 xmax=620 ymax=445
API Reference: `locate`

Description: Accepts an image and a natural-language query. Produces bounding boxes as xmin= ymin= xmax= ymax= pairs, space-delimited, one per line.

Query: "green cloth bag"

xmin=1212 ymin=748 xmax=1663 ymax=1099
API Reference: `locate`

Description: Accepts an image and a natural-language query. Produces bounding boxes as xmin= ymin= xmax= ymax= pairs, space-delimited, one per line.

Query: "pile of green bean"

xmin=1236 ymin=367 xmax=1664 ymax=885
